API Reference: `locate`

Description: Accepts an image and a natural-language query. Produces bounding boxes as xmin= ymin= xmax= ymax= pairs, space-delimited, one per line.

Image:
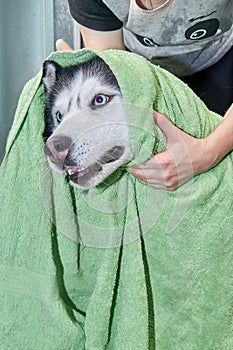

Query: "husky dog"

xmin=43 ymin=57 xmax=133 ymax=190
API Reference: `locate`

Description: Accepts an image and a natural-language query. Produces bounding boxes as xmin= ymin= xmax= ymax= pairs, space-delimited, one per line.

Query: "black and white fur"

xmin=43 ymin=57 xmax=133 ymax=190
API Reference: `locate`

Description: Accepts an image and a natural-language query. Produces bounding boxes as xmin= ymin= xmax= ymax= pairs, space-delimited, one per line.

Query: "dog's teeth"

xmin=67 ymin=168 xmax=79 ymax=175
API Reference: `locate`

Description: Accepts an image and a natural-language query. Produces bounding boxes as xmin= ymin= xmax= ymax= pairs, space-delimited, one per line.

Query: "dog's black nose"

xmin=52 ymin=136 xmax=72 ymax=153
xmin=44 ymin=135 xmax=72 ymax=163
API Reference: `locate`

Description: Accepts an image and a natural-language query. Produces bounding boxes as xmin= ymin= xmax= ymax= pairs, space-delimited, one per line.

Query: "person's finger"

xmin=127 ymin=168 xmax=151 ymax=179
xmin=128 ymin=168 xmax=167 ymax=184
xmin=56 ymin=39 xmax=74 ymax=51
xmin=138 ymin=178 xmax=176 ymax=190
xmin=153 ymin=110 xmax=184 ymax=145
xmin=127 ymin=151 xmax=171 ymax=172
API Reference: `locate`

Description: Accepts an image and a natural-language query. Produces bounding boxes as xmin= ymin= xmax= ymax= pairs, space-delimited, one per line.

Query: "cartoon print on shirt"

xmin=135 ymin=34 xmax=159 ymax=47
xmin=185 ymin=18 xmax=220 ymax=40
xmin=134 ymin=10 xmax=229 ymax=46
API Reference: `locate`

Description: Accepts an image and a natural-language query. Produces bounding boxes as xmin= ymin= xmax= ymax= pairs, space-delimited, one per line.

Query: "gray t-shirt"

xmin=103 ymin=0 xmax=233 ymax=76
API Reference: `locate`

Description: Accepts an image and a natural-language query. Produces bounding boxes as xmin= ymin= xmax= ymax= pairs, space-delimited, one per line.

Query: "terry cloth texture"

xmin=0 ymin=49 xmax=233 ymax=350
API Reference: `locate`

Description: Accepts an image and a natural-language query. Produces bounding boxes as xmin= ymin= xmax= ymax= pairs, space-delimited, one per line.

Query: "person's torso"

xmin=102 ymin=0 xmax=233 ymax=75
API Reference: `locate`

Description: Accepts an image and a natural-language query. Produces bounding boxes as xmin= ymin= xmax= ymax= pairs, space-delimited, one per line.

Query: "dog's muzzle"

xmin=44 ymin=135 xmax=126 ymax=188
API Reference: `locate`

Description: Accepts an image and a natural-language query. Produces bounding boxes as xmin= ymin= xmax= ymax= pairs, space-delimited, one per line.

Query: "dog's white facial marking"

xmin=43 ymin=58 xmax=133 ymax=189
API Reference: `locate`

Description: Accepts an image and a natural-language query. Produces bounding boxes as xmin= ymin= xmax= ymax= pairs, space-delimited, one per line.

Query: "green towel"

xmin=0 ymin=48 xmax=233 ymax=350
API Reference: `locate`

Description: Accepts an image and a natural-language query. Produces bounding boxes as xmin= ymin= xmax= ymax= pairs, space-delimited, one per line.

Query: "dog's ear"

xmin=42 ymin=60 xmax=60 ymax=91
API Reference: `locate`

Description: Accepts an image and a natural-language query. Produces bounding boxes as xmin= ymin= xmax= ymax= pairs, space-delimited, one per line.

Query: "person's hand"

xmin=56 ymin=39 xmax=74 ymax=51
xmin=128 ymin=111 xmax=211 ymax=190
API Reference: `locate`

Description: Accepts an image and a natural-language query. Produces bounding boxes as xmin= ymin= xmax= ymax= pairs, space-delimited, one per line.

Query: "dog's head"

xmin=42 ymin=56 xmax=133 ymax=190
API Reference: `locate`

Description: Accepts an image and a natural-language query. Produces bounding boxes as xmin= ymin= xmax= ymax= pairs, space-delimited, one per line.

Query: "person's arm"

xmin=205 ymin=103 xmax=233 ymax=167
xmin=128 ymin=104 xmax=233 ymax=190
xmin=57 ymin=0 xmax=125 ymax=51
xmin=78 ymin=24 xmax=125 ymax=50
xmin=64 ymin=0 xmax=125 ymax=50
xmin=56 ymin=25 xmax=125 ymax=51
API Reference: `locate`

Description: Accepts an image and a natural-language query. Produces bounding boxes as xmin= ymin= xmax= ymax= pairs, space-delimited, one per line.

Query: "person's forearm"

xmin=204 ymin=103 xmax=233 ymax=170
xmin=56 ymin=25 xmax=125 ymax=51
xmin=78 ymin=25 xmax=125 ymax=50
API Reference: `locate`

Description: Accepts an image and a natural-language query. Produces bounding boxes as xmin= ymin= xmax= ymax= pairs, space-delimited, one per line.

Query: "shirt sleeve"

xmin=67 ymin=0 xmax=123 ymax=31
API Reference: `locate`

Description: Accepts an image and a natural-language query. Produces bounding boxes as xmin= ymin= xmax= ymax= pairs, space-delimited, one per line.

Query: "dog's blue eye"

xmin=93 ymin=94 xmax=110 ymax=106
xmin=55 ymin=111 xmax=63 ymax=123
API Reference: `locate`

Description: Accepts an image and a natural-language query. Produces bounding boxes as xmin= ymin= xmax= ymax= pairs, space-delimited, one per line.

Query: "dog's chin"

xmin=68 ymin=165 xmax=103 ymax=190
xmin=46 ymin=157 xmax=66 ymax=174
